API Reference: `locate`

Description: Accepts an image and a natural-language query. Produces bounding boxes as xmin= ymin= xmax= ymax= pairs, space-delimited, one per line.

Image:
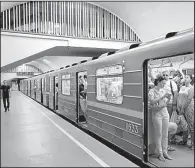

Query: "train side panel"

xmin=58 ymin=68 xmax=77 ymax=123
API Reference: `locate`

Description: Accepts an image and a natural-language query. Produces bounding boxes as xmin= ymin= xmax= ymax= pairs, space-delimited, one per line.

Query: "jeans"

xmin=152 ymin=107 xmax=169 ymax=155
xmin=3 ymin=97 xmax=10 ymax=110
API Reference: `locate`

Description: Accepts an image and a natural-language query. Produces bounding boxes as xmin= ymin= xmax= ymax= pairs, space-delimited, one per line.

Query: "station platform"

xmin=1 ymin=91 xmax=138 ymax=167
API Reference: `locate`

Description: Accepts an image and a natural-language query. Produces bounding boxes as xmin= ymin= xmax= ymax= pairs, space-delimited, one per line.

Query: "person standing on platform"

xmin=0 ymin=80 xmax=11 ymax=112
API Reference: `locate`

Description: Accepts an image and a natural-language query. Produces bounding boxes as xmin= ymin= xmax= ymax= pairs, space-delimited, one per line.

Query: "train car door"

xmin=29 ymin=80 xmax=31 ymax=97
xmin=76 ymin=71 xmax=87 ymax=124
xmin=41 ymin=78 xmax=43 ymax=103
xmin=53 ymin=76 xmax=58 ymax=111
xmin=144 ymin=53 xmax=194 ymax=167
xmin=34 ymin=80 xmax=36 ymax=99
xmin=27 ymin=81 xmax=28 ymax=95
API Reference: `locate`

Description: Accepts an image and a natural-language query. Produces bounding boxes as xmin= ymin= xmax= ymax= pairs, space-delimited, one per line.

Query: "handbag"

xmin=176 ymin=114 xmax=188 ymax=132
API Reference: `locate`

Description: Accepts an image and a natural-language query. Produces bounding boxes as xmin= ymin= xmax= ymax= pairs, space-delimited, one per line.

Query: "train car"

xmin=20 ymin=28 xmax=194 ymax=167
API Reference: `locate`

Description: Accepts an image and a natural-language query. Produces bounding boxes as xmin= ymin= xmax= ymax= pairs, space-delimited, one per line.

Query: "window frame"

xmin=61 ymin=73 xmax=71 ymax=95
xmin=95 ymin=64 xmax=124 ymax=105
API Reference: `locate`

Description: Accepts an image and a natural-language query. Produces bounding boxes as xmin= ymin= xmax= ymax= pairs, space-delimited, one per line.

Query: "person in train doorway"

xmin=162 ymin=70 xmax=179 ymax=147
xmin=162 ymin=70 xmax=178 ymax=117
xmin=55 ymin=83 xmax=59 ymax=110
xmin=79 ymin=75 xmax=87 ymax=121
xmin=0 ymin=80 xmax=11 ymax=112
xmin=177 ymin=74 xmax=194 ymax=149
xmin=17 ymin=79 xmax=20 ymax=91
xmin=148 ymin=75 xmax=173 ymax=161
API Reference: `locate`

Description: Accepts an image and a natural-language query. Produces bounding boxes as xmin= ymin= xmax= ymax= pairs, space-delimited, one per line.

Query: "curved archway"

xmin=0 ymin=1 xmax=141 ymax=42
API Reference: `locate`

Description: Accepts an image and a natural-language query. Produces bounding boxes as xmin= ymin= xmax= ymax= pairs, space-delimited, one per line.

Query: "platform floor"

xmin=1 ymin=91 xmax=138 ymax=167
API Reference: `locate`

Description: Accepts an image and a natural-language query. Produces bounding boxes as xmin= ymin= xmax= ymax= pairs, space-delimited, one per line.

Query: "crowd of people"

xmin=148 ymin=68 xmax=194 ymax=162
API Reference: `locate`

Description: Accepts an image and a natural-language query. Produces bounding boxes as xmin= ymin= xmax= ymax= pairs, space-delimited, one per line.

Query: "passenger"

xmin=79 ymin=76 xmax=87 ymax=120
xmin=0 ymin=80 xmax=11 ymax=112
xmin=162 ymin=70 xmax=178 ymax=118
xmin=79 ymin=76 xmax=85 ymax=99
xmin=177 ymin=74 xmax=194 ymax=149
xmin=172 ymin=70 xmax=186 ymax=92
xmin=148 ymin=75 xmax=172 ymax=161
xmin=83 ymin=74 xmax=87 ymax=91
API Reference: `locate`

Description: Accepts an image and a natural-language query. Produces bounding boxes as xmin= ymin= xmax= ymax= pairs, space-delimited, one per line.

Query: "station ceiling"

xmin=1 ymin=1 xmax=194 ymax=73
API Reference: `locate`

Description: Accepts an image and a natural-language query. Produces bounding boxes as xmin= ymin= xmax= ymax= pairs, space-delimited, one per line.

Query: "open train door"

xmin=34 ymin=80 xmax=36 ymax=100
xmin=40 ymin=78 xmax=43 ymax=103
xmin=27 ymin=81 xmax=28 ymax=95
xmin=76 ymin=71 xmax=87 ymax=125
xmin=29 ymin=80 xmax=31 ymax=97
xmin=53 ymin=76 xmax=58 ymax=112
xmin=144 ymin=53 xmax=194 ymax=167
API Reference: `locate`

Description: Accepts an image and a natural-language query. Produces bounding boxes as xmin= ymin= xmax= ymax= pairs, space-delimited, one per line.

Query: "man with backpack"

xmin=162 ymin=70 xmax=178 ymax=117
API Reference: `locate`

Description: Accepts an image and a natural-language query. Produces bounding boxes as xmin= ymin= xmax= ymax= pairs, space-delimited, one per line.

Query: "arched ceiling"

xmin=1 ymin=1 xmax=193 ymax=42
xmin=1 ymin=1 xmax=194 ymax=73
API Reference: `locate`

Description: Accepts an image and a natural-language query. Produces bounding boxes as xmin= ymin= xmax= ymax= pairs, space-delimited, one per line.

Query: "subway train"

xmin=20 ymin=28 xmax=194 ymax=167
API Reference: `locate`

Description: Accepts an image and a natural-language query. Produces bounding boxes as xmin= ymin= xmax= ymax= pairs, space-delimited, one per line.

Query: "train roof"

xmin=24 ymin=27 xmax=194 ymax=81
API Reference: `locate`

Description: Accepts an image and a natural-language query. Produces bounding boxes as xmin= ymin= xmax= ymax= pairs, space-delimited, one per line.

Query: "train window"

xmin=61 ymin=74 xmax=70 ymax=95
xmin=96 ymin=65 xmax=123 ymax=104
xmin=96 ymin=77 xmax=123 ymax=104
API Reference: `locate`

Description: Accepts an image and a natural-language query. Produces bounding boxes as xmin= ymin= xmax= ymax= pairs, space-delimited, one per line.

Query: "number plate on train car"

xmin=125 ymin=122 xmax=139 ymax=134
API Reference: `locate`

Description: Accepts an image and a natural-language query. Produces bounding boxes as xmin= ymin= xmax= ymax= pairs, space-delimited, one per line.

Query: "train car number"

xmin=126 ymin=122 xmax=139 ymax=134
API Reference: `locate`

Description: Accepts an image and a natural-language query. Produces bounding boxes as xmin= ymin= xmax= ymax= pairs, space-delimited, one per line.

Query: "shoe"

xmin=7 ymin=108 xmax=9 ymax=111
xmin=158 ymin=154 xmax=165 ymax=162
xmin=168 ymin=146 xmax=175 ymax=151
xmin=163 ymin=153 xmax=173 ymax=160
xmin=4 ymin=108 xmax=7 ymax=112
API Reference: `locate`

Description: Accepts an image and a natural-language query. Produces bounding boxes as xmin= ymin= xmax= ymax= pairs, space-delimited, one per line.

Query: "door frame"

xmin=41 ymin=78 xmax=43 ymax=103
xmin=76 ymin=72 xmax=79 ymax=123
xmin=143 ymin=60 xmax=149 ymax=163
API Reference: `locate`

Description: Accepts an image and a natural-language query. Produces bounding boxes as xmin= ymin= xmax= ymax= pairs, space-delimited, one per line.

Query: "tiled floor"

xmin=1 ymin=91 xmax=138 ymax=167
